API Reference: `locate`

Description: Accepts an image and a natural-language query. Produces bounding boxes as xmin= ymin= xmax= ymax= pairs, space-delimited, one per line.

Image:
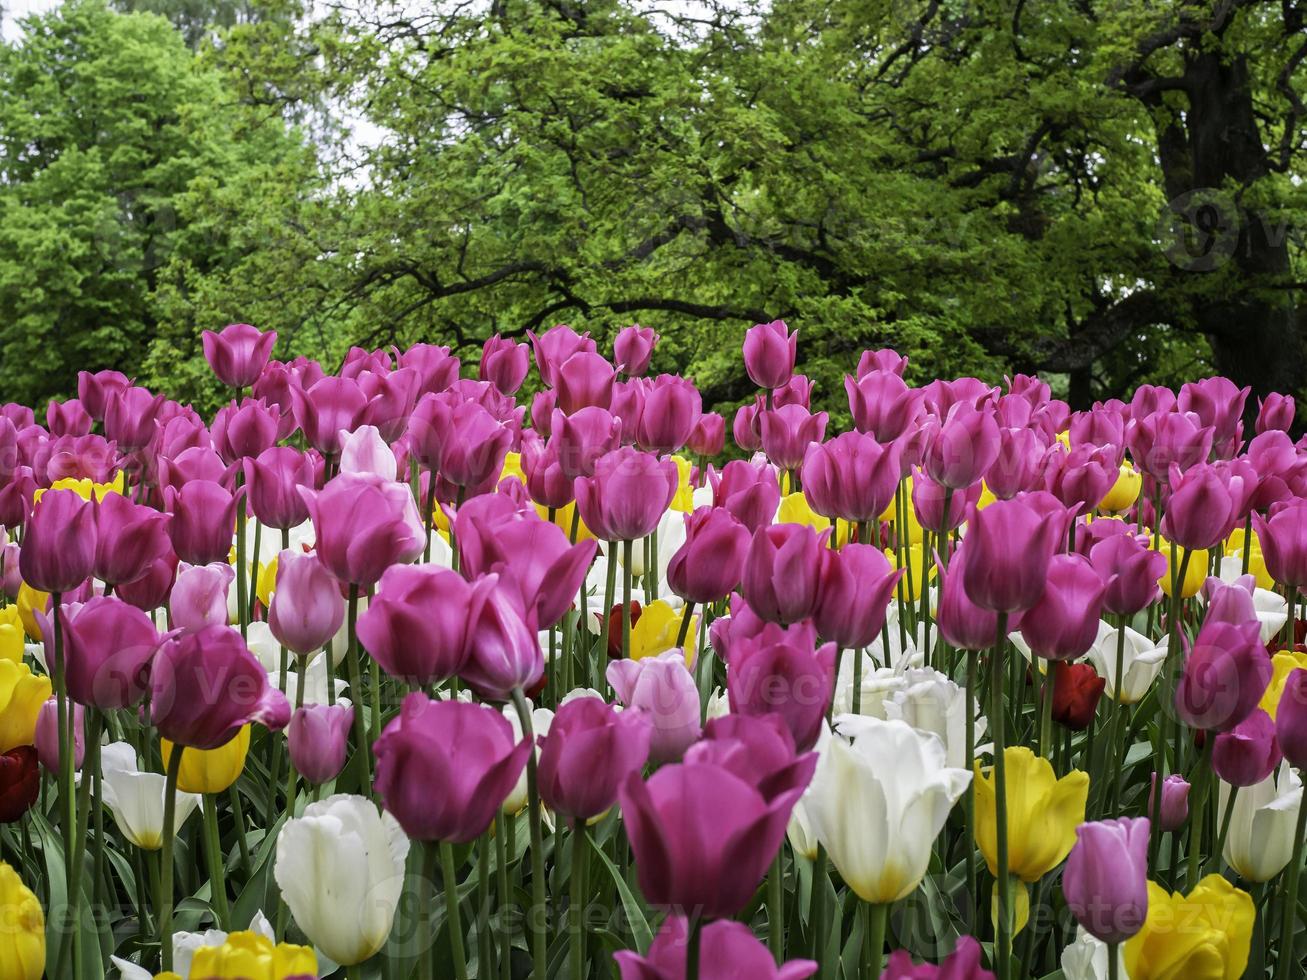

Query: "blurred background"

xmin=0 ymin=0 xmax=1303 ymax=421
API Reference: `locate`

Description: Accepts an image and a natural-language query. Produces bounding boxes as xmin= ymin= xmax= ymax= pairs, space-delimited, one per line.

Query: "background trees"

xmin=1 ymin=0 xmax=1304 ymax=417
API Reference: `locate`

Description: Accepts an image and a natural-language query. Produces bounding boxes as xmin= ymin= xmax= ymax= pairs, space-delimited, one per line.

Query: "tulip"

xmin=733 ymin=397 xmax=764 ymax=452
xmin=163 ymin=480 xmax=241 ymax=567
xmin=881 ymin=938 xmax=993 ymax=980
xmin=356 ymin=564 xmax=485 ymax=685
xmin=99 ymin=741 xmax=202 ymax=849
xmin=0 ymin=661 xmax=50 ymax=752
xmin=479 ymin=334 xmax=530 ymax=394
xmin=35 ymin=698 xmax=83 ymax=773
xmin=92 ymin=492 xmax=170 ymax=587
xmin=0 ymin=747 xmax=39 ymax=823
xmin=728 ymin=634 xmax=836 ymax=751
xmin=574 ymin=447 xmax=678 ymax=542
xmin=170 ymin=561 xmax=235 ymax=634
xmin=438 ymin=401 xmax=513 ymax=490
xmin=212 ymin=398 xmax=279 ymax=464
xmin=637 ymin=375 xmax=702 ymax=454
xmin=800 ymin=431 xmax=901 ymax=526
xmin=687 ymin=411 xmax=725 ymax=457
xmin=530 ymin=324 xmax=596 ymax=387
xmin=1126 ymin=409 xmax=1212 ymax=480
xmin=161 ymin=725 xmax=250 ymax=794
xmin=845 ymin=370 xmax=920 ymax=443
xmin=935 ymin=547 xmax=1004 ymax=652
xmin=1099 ymin=462 xmax=1143 ymax=513
xmin=1123 ymin=875 xmax=1253 ymax=980
xmin=975 ymin=746 xmax=1089 ymax=882
xmin=551 ymin=407 xmax=622 ymax=483
xmin=19 ymin=487 xmax=96 ymax=593
xmin=268 ymin=551 xmax=346 ymax=658
xmin=103 ymin=386 xmax=167 ymax=452
xmin=922 ymin=403 xmax=1000 ymax=490
xmin=666 ymin=508 xmax=750 ymax=605
xmin=338 ymin=424 xmax=397 ymax=481
xmin=46 ymin=434 xmax=116 ymax=485
xmin=150 ymin=625 xmax=290 ymax=749
xmin=615 ymin=915 xmax=817 ymax=980
xmin=1148 ymin=774 xmax=1190 ymax=832
xmin=743 ymin=320 xmax=797 ymax=390
xmin=537 ymin=697 xmax=651 ymax=823
xmin=555 ymin=351 xmax=616 ymax=415
xmin=1062 ymin=817 xmax=1150 ymax=944
xmin=806 ymin=717 xmax=969 ymax=903
xmin=1083 ymin=625 xmax=1165 ymax=704
xmin=1018 ymin=555 xmax=1106 ymax=661
xmin=961 ymin=493 xmax=1066 ymax=613
xmin=618 ymin=760 xmax=804 ymax=918
xmin=773 ymin=375 xmax=813 ymax=411
xmin=1211 ymin=708 xmax=1281 ymax=789
xmin=300 ymin=472 xmax=424 ymax=587
xmin=61 ymin=595 xmax=160 ymax=709
xmin=373 ymin=694 xmax=530 ymax=841
xmin=741 ymin=523 xmax=825 ymax=625
xmin=713 ymin=459 xmax=780 ymax=534
xmin=1089 ymin=532 xmax=1167 ymax=616
xmin=203 ymin=323 xmax=277 ymax=389
xmin=1174 ymin=619 xmax=1270 ymax=733
xmin=183 ymin=930 xmax=317 ymax=979
xmin=519 ymin=433 xmax=574 ymax=509
xmin=1217 ymin=760 xmax=1302 ymax=881
xmin=812 ymin=544 xmax=901 ymax=650
xmin=883 ymin=668 xmax=988 ymax=770
xmin=0 ymin=862 xmax=44 ymax=979
xmin=1276 ymin=667 xmax=1307 ymax=768
xmin=1051 ymin=663 xmax=1106 ymax=731
xmin=0 ymin=543 xmax=18 ymax=602
xmin=1179 ymin=377 xmax=1248 ymax=455
xmin=291 ymin=376 xmax=367 ymax=457
xmin=608 ymin=651 xmax=702 ymax=762
xmin=759 ymin=405 xmax=827 ymax=472
xmin=458 ymin=578 xmax=543 ymax=700
xmin=686 ymin=714 xmax=816 ymax=801
xmin=1256 ymin=392 xmax=1294 ymax=434
xmin=613 ymin=325 xmax=659 ymax=377
xmin=1161 ymin=463 xmax=1238 ymax=551
xmin=982 ymin=427 xmax=1044 ymax=500
xmin=1253 ymin=498 xmax=1307 ymax=593
xmin=77 ymin=369 xmax=131 ymax=422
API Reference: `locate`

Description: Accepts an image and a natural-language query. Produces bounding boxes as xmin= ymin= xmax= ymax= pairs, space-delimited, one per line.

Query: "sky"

xmin=2 ymin=0 xmax=59 ymax=39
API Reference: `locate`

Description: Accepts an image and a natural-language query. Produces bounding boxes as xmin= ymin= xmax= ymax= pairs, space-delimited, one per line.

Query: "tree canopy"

xmin=2 ymin=0 xmax=1304 ymax=416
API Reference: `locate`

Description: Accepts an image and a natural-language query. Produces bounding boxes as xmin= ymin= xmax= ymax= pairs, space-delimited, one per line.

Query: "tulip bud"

xmin=458 ymin=578 xmax=542 ymax=701
xmin=637 ymin=375 xmax=702 ymax=454
xmin=537 ymin=697 xmax=651 ymax=824
xmin=742 ymin=320 xmax=797 ymax=390
xmin=961 ymin=493 xmax=1066 ymax=614
xmin=613 ymin=325 xmax=658 ymax=377
xmin=61 ymin=596 xmax=161 ymax=710
xmin=1148 ymin=773 xmax=1190 ymax=832
xmin=1062 ymin=817 xmax=1150 ymax=944
xmin=555 ymin=351 xmax=616 ymax=415
xmin=813 ymin=545 xmax=901 ymax=650
xmin=667 ymin=508 xmax=750 ymax=605
xmin=300 ymin=472 xmax=424 ymax=587
xmin=1213 ymin=708 xmax=1282 ymax=787
xmin=287 ymin=704 xmax=353 ymax=785
xmin=687 ymin=412 xmax=725 ymax=457
xmin=479 ymin=334 xmax=530 ymax=395
xmin=19 ymin=488 xmax=97 ymax=594
xmin=922 ymin=403 xmax=1001 ymax=491
xmin=759 ymin=405 xmax=827 ymax=472
xmin=713 ymin=459 xmax=780 ymax=534
xmin=291 ymin=376 xmax=368 ymax=457
xmin=574 ymin=447 xmax=678 ymax=543
xmin=741 ymin=523 xmax=825 ymax=625
xmin=35 ymin=698 xmax=84 ymax=773
xmin=733 ymin=397 xmax=764 ymax=452
xmin=1275 ymin=668 xmax=1307 ymax=770
xmin=1256 ymin=393 xmax=1295 ymax=434
xmin=269 ymin=551 xmax=346 ymax=658
xmin=1174 ymin=619 xmax=1270 ymax=733
xmin=202 ymin=323 xmax=277 ymax=389
xmin=0 ymin=747 xmax=40 ymax=823
xmin=77 ymin=369 xmax=131 ymax=422
xmin=1019 ymin=555 xmax=1106 ymax=662
xmin=607 ymin=652 xmax=702 ymax=763
xmin=171 ymin=562 xmax=234 ymax=634
xmin=1051 ymin=663 xmax=1105 ymax=731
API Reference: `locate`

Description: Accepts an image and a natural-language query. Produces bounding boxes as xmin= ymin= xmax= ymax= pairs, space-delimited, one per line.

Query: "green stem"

xmin=1186 ymin=738 xmax=1213 ymax=889
xmin=768 ymin=850 xmax=784 ymax=956
xmin=345 ymin=585 xmax=371 ymax=789
xmin=864 ymin=902 xmax=888 ymax=980
xmin=810 ymin=846 xmax=828 ymax=962
xmin=1108 ymin=942 xmax=1120 ymax=980
xmin=160 ymin=745 xmax=185 ymax=973
xmin=991 ymin=612 xmax=1011 ymax=980
xmin=686 ymin=916 xmax=702 ymax=980
xmin=1109 ymin=624 xmax=1128 ymax=812
xmin=965 ymin=648 xmax=978 ymax=918
xmin=478 ymin=835 xmax=492 ymax=980
xmin=1273 ymin=773 xmax=1307 ymax=980
xmin=440 ymin=840 xmax=468 ymax=980
xmin=495 ymin=813 xmax=511 ymax=980
xmin=511 ymin=688 xmax=547 ymax=980
xmin=570 ymin=822 xmax=588 ymax=979
xmin=674 ymin=601 xmax=696 ymax=651
xmin=236 ymin=495 xmax=249 ymax=638
xmin=202 ymin=794 xmax=230 ymax=929
xmin=1212 ymin=785 xmax=1238 ymax=875
xmin=622 ymin=540 xmax=633 ymax=659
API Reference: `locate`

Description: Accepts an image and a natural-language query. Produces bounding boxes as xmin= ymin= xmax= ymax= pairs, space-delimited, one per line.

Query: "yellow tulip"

xmin=1123 ymin=875 xmax=1253 ymax=980
xmin=1260 ymin=651 xmax=1307 ymax=721
xmin=0 ymin=606 xmax=24 ymax=663
xmin=255 ymin=558 xmax=278 ymax=610
xmin=1100 ymin=462 xmax=1142 ymax=513
xmin=187 ymin=930 xmax=317 ymax=980
xmin=884 ymin=544 xmax=935 ymax=602
xmin=974 ymin=746 xmax=1089 ymax=883
xmin=1223 ymin=528 xmax=1275 ymax=591
xmin=879 ymin=478 xmax=923 ymax=545
xmin=630 ymin=600 xmax=697 ymax=666
xmin=990 ymin=880 xmax=1030 ymax=937
xmin=976 ymin=481 xmax=997 ymax=511
xmin=0 ymin=862 xmax=44 ymax=979
xmin=161 ymin=726 xmax=251 ymax=794
xmin=500 ymin=450 xmax=525 ymax=486
xmin=670 ymin=455 xmax=695 ymax=513
xmin=536 ymin=500 xmax=595 ymax=543
xmin=15 ymin=584 xmax=47 ymax=642
xmin=1155 ymin=539 xmax=1207 ymax=599
xmin=0 ymin=660 xmax=50 ymax=752
xmin=34 ymin=473 xmax=125 ymax=502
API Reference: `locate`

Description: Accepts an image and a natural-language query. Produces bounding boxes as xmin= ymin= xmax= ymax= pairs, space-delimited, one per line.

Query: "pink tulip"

xmin=759 ymin=405 xmax=827 ymax=472
xmin=712 ymin=459 xmax=780 ymax=534
xmin=359 ymin=367 xmax=420 ymax=443
xmin=398 ymin=342 xmax=460 ymax=397
xmin=1018 ymin=554 xmax=1106 ymax=662
xmin=1 ymin=541 xmax=20 ymax=599
xmin=287 ymin=704 xmax=353 ymax=785
xmin=1089 ymin=531 xmax=1167 ymax=616
xmin=555 ymin=351 xmax=616 ymax=416
xmin=116 ymin=553 xmax=178 ymax=612
xmin=960 ymin=493 xmax=1066 ymax=614
xmin=1129 ymin=385 xmax=1177 ymax=420
xmin=813 ymin=544 xmax=902 ymax=650
xmin=1062 ymin=817 xmax=1150 ymax=944
xmin=727 ymin=634 xmax=835 ymax=751
xmin=269 ymin=551 xmax=346 ymax=657
xmin=613 ymin=325 xmax=659 ymax=377
xmin=459 ymin=577 xmax=542 ymax=700
xmin=1274 ymin=668 xmax=1307 ymax=770
xmin=46 ymin=434 xmax=117 ymax=485
xmin=802 ymin=431 xmax=901 ymax=524
xmin=438 ymin=400 xmax=513 ymax=490
xmin=1161 ymin=463 xmax=1238 ymax=551
xmin=530 ymin=325 xmax=596 ymax=387
xmin=36 ymin=698 xmax=84 ymax=773
xmin=1043 ymin=443 xmax=1117 ymax=516
xmin=1253 ymin=499 xmax=1307 ymax=592
xmin=1212 ymin=708 xmax=1282 ymax=787
xmin=845 ymin=371 xmax=920 ymax=443
xmin=607 ymin=652 xmax=702 ymax=763
xmin=615 ymin=915 xmax=817 ymax=980
xmin=19 ymin=487 xmax=97 ymax=593
xmin=553 ymin=407 xmax=622 ymax=481
xmin=637 ymin=376 xmax=702 ymax=455
xmin=202 ymin=323 xmax=277 ymax=389
xmin=618 ymin=760 xmax=803 ymax=918
xmin=244 ymin=447 xmax=314 ymax=530
xmin=170 ymin=562 xmax=235 ymax=633
xmin=357 ymin=564 xmax=483 ymax=683
xmin=1256 ymin=393 xmax=1295 ymax=434
xmin=936 ymin=548 xmax=1006 ymax=652
xmin=477 ymin=335 xmax=528 ymax=395
xmin=922 ymin=403 xmax=1000 ymax=491
xmin=772 ymin=375 xmax=813 ymax=409
xmin=911 ymin=472 xmax=981 ymax=533
xmin=300 ymin=472 xmax=424 ymax=586
xmin=92 ymin=493 xmax=170 ymax=588
xmin=709 ymin=595 xmax=817 ymax=665
xmin=158 ymin=446 xmax=231 ymax=494
xmin=373 ymin=693 xmax=531 ymax=841
xmin=60 ymin=596 xmax=160 ymax=709
xmin=667 ymin=507 xmax=750 ymax=605
xmin=574 ymin=447 xmax=678 ymax=542
xmin=104 ymin=386 xmax=168 ymax=452
xmin=165 ymin=480 xmax=242 ymax=566
xmin=291 ymin=376 xmax=368 ymax=456
xmin=212 ymin=399 xmax=279 ymax=464
xmin=538 ymin=697 xmax=651 ymax=824
xmin=741 ymin=523 xmax=825 ymax=625
xmin=76 ymin=370 xmax=131 ymax=422
xmin=882 ymin=938 xmax=993 ymax=979
xmin=519 ymin=433 xmax=574 ymax=509
xmin=1148 ymin=774 xmax=1190 ymax=832
xmin=743 ymin=320 xmax=797 ymax=390
xmin=732 ymin=397 xmax=764 ymax=452
xmin=150 ymin=624 xmax=290 ymax=749
xmin=1174 ymin=619 xmax=1270 ymax=732
xmin=46 ymin=399 xmax=91 ymax=438
xmin=685 ymin=714 xmax=817 ymax=801
xmin=1126 ymin=410 xmax=1212 ymax=480
xmin=687 ymin=412 xmax=725 ymax=457
xmin=1178 ymin=377 xmax=1247 ymax=457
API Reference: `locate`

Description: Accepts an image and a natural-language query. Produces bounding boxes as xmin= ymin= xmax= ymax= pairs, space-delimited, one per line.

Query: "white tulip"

xmin=1083 ymin=622 xmax=1166 ymax=704
xmin=705 ymin=687 xmax=730 ymax=721
xmin=870 ymin=609 xmax=927 ymax=669
xmin=276 ymin=653 xmax=346 ymax=709
xmin=501 ymin=699 xmax=554 ymax=815
xmin=882 ymin=668 xmax=989 ymax=769
xmin=612 ymin=509 xmax=685 ymax=587
xmin=1059 ymin=927 xmax=1123 ymax=980
xmin=98 ymin=742 xmax=202 ymax=850
xmin=1219 ymin=761 xmax=1304 ymax=882
xmin=1214 ymin=560 xmax=1287 ymax=643
xmin=832 ymin=656 xmax=906 ymax=718
xmin=786 ymin=725 xmax=829 ymax=861
xmin=246 ymin=621 xmax=281 ymax=672
xmin=806 ymin=716 xmax=970 ymax=903
xmin=339 ymin=426 xmax=398 ymax=481
xmin=275 ymin=793 xmax=410 ymax=966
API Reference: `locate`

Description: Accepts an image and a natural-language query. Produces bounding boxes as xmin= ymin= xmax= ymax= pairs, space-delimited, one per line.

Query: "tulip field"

xmin=0 ymin=320 xmax=1305 ymax=980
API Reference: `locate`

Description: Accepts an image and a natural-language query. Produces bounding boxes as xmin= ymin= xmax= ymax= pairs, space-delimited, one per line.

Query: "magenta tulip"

xmin=574 ymin=447 xmax=678 ymax=542
xmin=1043 ymin=443 xmax=1117 ymax=516
xmin=1126 ymin=410 xmax=1213 ymax=480
xmin=960 ymin=493 xmax=1065 ymax=613
xmin=77 ymin=370 xmax=131 ymax=422
xmin=478 ymin=334 xmax=530 ymax=395
xmin=911 ymin=472 xmax=980 ymax=534
xmin=613 ymin=325 xmax=659 ymax=377
xmin=881 ymin=938 xmax=993 ymax=980
xmin=743 ymin=320 xmax=797 ymax=390
xmin=244 ymin=447 xmax=314 ymax=530
xmin=1 ymin=542 xmax=19 ymax=599
xmin=1212 ymin=708 xmax=1282 ymax=787
xmin=170 ymin=562 xmax=234 ymax=633
xmin=615 ymin=915 xmax=817 ymax=980
xmin=741 ymin=523 xmax=824 ymax=625
xmin=555 ymin=351 xmax=616 ymax=415
xmin=712 ymin=459 xmax=780 ymax=534
xmin=802 ymin=432 xmax=901 ymax=524
xmin=19 ymin=487 xmax=97 ymax=593
xmin=1275 ymin=668 xmax=1307 ymax=770
xmin=1018 ymin=554 xmax=1106 ymax=662
xmin=1256 ymin=393 xmax=1295 ymax=434
xmin=459 ymin=577 xmax=542 ymax=700
xmin=812 ymin=545 xmax=901 ymax=650
xmin=936 ymin=548 xmax=1006 ymax=651
xmin=287 ymin=704 xmax=353 ymax=785
xmin=1062 ymin=817 xmax=1150 ymax=944
xmin=667 ymin=508 xmax=750 ymax=605
xmin=553 ymin=407 xmax=622 ymax=481
xmin=1089 ymin=532 xmax=1167 ymax=616
xmin=637 ymin=375 xmax=702 ymax=455
xmin=373 ymin=693 xmax=531 ymax=842
xmin=519 ymin=433 xmax=574 ymax=509
xmin=165 ymin=480 xmax=242 ymax=566
xmin=727 ymin=635 xmax=835 ymax=751
xmin=733 ymin=397 xmax=764 ymax=452
xmin=104 ymin=386 xmax=167 ymax=452
xmin=922 ymin=403 xmax=1000 ymax=491
xmin=46 ymin=399 xmax=91 ymax=438
xmin=530 ymin=325 xmax=596 ymax=387
xmin=203 ymin=323 xmax=277 ymax=389
xmin=300 ymin=472 xmax=424 ymax=586
xmin=1178 ymin=377 xmax=1247 ymax=457
xmin=60 ymin=596 xmax=160 ymax=709
xmin=1254 ymin=499 xmax=1307 ymax=592
xmin=437 ymin=401 xmax=513 ymax=491
xmin=759 ymin=405 xmax=827 ymax=472
xmin=685 ymin=714 xmax=816 ymax=801
xmin=36 ymin=698 xmax=84 ymax=773
xmin=1174 ymin=619 xmax=1270 ymax=732
xmin=93 ymin=493 xmax=170 ymax=588
xmin=268 ymin=551 xmax=346 ymax=657
xmin=1161 ymin=463 xmax=1238 ymax=551
xmin=399 ymin=342 xmax=460 ymax=397
xmin=291 ymin=376 xmax=367 ymax=456
xmin=607 ymin=652 xmax=702 ymax=763
xmin=618 ymin=760 xmax=803 ymax=918
xmin=212 ymin=399 xmax=279 ymax=464
xmin=845 ymin=371 xmax=920 ymax=444
xmin=150 ymin=625 xmax=290 ymax=749
xmin=538 ymin=697 xmax=652 ymax=823
xmin=356 ymin=564 xmax=481 ymax=683
xmin=1148 ymin=774 xmax=1190 ymax=832
xmin=116 ymin=553 xmax=178 ymax=612
xmin=687 ymin=412 xmax=725 ymax=457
